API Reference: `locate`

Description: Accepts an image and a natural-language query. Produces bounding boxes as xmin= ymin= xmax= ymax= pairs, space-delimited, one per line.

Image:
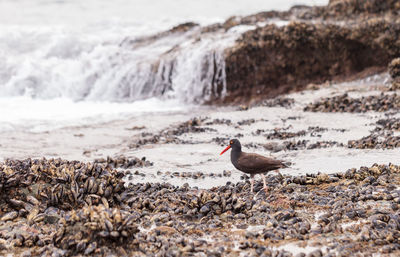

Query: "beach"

xmin=1 ymin=0 xmax=400 ymax=256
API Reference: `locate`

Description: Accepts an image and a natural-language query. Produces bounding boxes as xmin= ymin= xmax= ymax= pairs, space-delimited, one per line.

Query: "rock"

xmin=223 ymin=19 xmax=395 ymax=103
xmin=305 ymin=93 xmax=400 ymax=113
xmin=44 ymin=214 xmax=60 ymax=224
xmin=200 ymin=205 xmax=211 ymax=215
xmin=389 ymin=58 xmax=400 ymax=90
xmin=307 ymin=249 xmax=323 ymax=257
xmin=153 ymin=226 xmax=178 ymax=236
xmin=1 ymin=211 xmax=18 ymax=222
xmin=389 ymin=58 xmax=400 ymax=79
xmin=260 ymin=97 xmax=294 ymax=108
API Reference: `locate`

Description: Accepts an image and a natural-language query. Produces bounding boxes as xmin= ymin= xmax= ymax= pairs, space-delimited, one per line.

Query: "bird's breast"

xmin=230 ymin=151 xmax=244 ymax=171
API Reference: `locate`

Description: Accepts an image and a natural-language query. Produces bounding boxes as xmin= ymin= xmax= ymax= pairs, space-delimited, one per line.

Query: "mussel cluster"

xmin=128 ymin=117 xmax=215 ymax=149
xmin=389 ymin=58 xmax=400 ymax=90
xmin=307 ymin=140 xmax=344 ymax=149
xmin=259 ymin=97 xmax=295 ymax=108
xmin=2 ymin=158 xmax=400 ymax=256
xmin=304 ymin=93 xmax=400 ymax=113
xmin=1 ymin=158 xmax=126 ymax=210
xmin=375 ymin=118 xmax=400 ymax=131
xmin=204 ymin=118 xmax=232 ymax=126
xmin=348 ymin=134 xmax=400 ymax=149
xmin=0 ymin=158 xmax=136 ymax=256
xmin=155 ymin=170 xmax=232 ymax=179
xmin=237 ymin=119 xmax=256 ymax=126
xmin=342 ymin=163 xmax=400 ymax=181
xmin=55 ymin=205 xmax=139 ymax=255
xmin=94 ymin=156 xmax=153 ymax=169
xmin=262 ymin=139 xmax=343 ymax=153
xmin=265 ymin=129 xmax=306 ymax=140
xmin=349 ymin=118 xmax=400 ymax=149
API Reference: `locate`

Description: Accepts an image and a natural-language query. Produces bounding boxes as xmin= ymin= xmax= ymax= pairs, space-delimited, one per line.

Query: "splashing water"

xmin=0 ymin=23 xmax=244 ymax=104
xmin=0 ymin=0 xmax=328 ymax=102
xmin=0 ymin=0 xmax=328 ymax=132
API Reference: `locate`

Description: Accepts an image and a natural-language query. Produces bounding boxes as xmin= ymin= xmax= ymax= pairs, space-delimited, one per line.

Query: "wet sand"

xmin=1 ymin=73 xmax=399 ymax=188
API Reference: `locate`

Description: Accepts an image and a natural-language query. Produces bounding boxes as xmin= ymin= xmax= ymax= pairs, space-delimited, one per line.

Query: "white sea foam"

xmin=0 ymin=96 xmax=186 ymax=133
xmin=0 ymin=0 xmax=328 ymax=132
xmin=0 ymin=10 xmax=241 ymax=103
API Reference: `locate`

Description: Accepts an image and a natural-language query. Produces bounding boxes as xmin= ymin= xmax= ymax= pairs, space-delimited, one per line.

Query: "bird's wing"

xmin=237 ymin=153 xmax=285 ymax=172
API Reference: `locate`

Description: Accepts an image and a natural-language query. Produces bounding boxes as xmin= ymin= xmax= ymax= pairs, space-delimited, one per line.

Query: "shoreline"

xmin=1 ymin=1 xmax=400 ymax=256
xmin=2 ymin=73 xmax=399 ymax=188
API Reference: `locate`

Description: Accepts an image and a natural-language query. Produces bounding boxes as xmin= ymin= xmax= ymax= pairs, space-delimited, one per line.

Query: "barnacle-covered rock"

xmin=348 ymin=134 xmax=400 ymax=149
xmin=223 ymin=16 xmax=399 ymax=103
xmin=389 ymin=58 xmax=400 ymax=90
xmin=55 ymin=205 xmax=139 ymax=254
xmin=1 ymin=158 xmax=400 ymax=256
xmin=304 ymin=93 xmax=400 ymax=113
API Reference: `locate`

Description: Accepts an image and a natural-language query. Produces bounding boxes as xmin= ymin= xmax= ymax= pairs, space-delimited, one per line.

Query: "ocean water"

xmin=0 ymin=0 xmax=328 ymax=132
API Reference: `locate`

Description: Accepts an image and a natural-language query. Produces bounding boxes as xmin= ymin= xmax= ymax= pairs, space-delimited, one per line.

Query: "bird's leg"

xmin=250 ymin=174 xmax=255 ymax=193
xmin=261 ymin=174 xmax=268 ymax=194
xmin=274 ymin=169 xmax=284 ymax=179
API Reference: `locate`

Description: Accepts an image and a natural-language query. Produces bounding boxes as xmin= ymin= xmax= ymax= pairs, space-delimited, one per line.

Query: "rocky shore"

xmin=117 ymin=0 xmax=400 ymax=104
xmin=2 ymin=158 xmax=400 ymax=256
xmin=2 ymin=69 xmax=400 ymax=255
xmin=2 ymin=0 xmax=400 ymax=256
xmin=222 ymin=0 xmax=400 ymax=104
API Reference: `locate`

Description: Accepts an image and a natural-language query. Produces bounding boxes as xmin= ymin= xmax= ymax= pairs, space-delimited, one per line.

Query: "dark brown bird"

xmin=220 ymin=139 xmax=288 ymax=193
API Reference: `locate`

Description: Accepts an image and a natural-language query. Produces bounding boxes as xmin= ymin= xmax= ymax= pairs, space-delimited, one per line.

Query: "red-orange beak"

xmin=220 ymin=145 xmax=231 ymax=155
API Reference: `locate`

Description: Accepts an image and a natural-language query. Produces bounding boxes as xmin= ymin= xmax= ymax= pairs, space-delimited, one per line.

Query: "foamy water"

xmin=0 ymin=0 xmax=328 ymax=132
xmin=0 ymin=96 xmax=187 ymax=132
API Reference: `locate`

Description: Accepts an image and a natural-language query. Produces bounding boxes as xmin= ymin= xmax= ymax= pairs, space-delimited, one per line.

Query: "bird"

xmin=220 ymin=139 xmax=288 ymax=194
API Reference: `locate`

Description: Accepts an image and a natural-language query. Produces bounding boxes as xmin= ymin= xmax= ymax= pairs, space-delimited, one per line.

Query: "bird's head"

xmin=220 ymin=139 xmax=241 ymax=155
